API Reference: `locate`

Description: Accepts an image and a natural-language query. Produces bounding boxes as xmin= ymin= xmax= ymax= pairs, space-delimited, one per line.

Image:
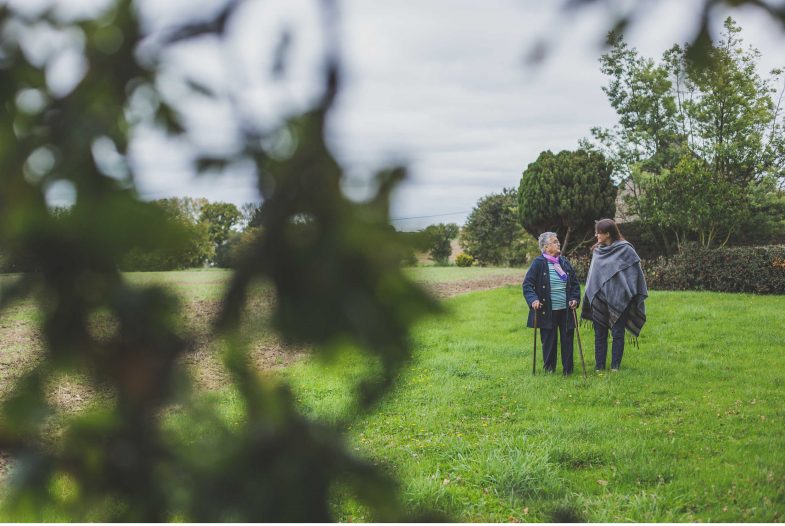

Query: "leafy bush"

xmin=569 ymin=254 xmax=592 ymax=283
xmin=643 ymin=245 xmax=785 ymax=293
xmin=400 ymin=247 xmax=419 ymax=267
xmin=568 ymin=244 xmax=785 ymax=294
xmin=455 ymin=253 xmax=474 ymax=267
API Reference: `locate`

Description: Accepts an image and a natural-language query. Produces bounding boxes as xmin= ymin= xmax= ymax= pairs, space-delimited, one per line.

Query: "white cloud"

xmin=27 ymin=0 xmax=777 ymax=229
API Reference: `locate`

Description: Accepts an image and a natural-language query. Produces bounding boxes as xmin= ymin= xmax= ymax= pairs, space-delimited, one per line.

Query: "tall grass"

xmin=284 ymin=287 xmax=785 ymax=522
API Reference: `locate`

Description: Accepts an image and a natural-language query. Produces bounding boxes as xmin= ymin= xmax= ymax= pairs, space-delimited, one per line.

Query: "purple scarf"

xmin=542 ymin=253 xmax=568 ymax=281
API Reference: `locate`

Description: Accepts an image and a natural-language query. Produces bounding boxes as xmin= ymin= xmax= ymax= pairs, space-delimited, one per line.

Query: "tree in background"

xmin=518 ymin=149 xmax=616 ymax=255
xmin=215 ymin=227 xmax=261 ymax=269
xmin=121 ymin=198 xmax=213 ymax=270
xmin=199 ymin=201 xmax=242 ymax=258
xmin=591 ymin=19 xmax=785 ymax=252
xmin=461 ymin=188 xmax=532 ymax=266
xmin=422 ymin=223 xmax=459 ymax=265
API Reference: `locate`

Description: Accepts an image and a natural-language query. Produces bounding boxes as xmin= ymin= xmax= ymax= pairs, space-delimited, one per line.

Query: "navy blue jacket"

xmin=522 ymin=255 xmax=581 ymax=329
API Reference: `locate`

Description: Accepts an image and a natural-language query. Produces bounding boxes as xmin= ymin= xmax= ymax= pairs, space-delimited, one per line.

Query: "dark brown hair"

xmin=591 ymin=218 xmax=624 ymax=251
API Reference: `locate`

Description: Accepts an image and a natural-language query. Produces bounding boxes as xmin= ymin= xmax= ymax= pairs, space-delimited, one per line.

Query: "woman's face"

xmin=596 ymin=230 xmax=611 ymax=246
xmin=544 ymin=236 xmax=561 ymax=256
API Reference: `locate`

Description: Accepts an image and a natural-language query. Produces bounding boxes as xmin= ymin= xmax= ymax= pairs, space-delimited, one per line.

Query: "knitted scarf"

xmin=542 ymin=253 xmax=568 ymax=281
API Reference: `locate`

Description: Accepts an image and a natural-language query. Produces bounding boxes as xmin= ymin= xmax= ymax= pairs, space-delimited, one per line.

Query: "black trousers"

xmin=539 ymin=309 xmax=574 ymax=374
xmin=594 ymin=309 xmax=628 ymax=370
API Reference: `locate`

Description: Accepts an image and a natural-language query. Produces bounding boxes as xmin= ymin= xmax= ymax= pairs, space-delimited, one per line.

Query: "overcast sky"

xmin=10 ymin=0 xmax=785 ymax=229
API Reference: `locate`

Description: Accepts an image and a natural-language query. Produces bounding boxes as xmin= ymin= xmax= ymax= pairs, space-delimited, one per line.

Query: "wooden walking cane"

xmin=532 ymin=309 xmax=538 ymax=375
xmin=572 ymin=308 xmax=587 ymax=379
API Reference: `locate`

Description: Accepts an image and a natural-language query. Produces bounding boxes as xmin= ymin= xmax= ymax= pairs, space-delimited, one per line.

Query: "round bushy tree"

xmin=518 ymin=149 xmax=616 ymax=254
xmin=460 ymin=188 xmax=530 ymax=266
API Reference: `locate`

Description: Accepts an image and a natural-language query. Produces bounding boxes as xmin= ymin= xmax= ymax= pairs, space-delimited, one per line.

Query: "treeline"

xmin=0 ymin=198 xmax=263 ymax=272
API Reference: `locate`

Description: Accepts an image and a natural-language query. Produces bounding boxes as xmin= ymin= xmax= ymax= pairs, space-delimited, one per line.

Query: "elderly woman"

xmin=522 ymin=232 xmax=581 ymax=375
xmin=581 ymin=219 xmax=648 ymax=371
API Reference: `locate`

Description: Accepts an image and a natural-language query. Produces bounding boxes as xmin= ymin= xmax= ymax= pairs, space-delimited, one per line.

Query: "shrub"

xmin=455 ymin=253 xmax=474 ymax=267
xmin=569 ymin=254 xmax=592 ymax=282
xmin=644 ymin=245 xmax=785 ymax=293
xmin=400 ymin=247 xmax=419 ymax=267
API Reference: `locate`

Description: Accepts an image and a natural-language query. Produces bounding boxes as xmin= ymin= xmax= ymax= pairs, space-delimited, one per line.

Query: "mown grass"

xmin=281 ymin=287 xmax=785 ymax=522
xmin=3 ymin=269 xmax=783 ymax=522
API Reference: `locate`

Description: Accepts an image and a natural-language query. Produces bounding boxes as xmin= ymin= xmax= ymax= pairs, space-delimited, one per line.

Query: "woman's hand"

xmin=532 ymin=300 xmax=541 ymax=310
xmin=569 ymin=300 xmax=577 ymax=309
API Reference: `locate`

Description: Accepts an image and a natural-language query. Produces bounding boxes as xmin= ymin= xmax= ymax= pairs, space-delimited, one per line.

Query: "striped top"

xmin=548 ymin=262 xmax=567 ymax=310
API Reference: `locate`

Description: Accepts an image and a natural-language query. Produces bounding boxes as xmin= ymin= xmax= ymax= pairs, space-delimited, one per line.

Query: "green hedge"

xmin=644 ymin=245 xmax=785 ymax=293
xmin=570 ymin=245 xmax=785 ymax=294
xmin=570 ymin=255 xmax=591 ymax=283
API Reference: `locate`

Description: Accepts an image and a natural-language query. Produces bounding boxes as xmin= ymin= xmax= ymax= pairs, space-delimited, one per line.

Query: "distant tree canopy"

xmin=461 ymin=188 xmax=531 ymax=267
xmin=199 ymin=201 xmax=242 ymax=252
xmin=120 ymin=198 xmax=214 ymax=271
xmin=591 ymin=18 xmax=785 ymax=253
xmin=518 ymin=149 xmax=616 ymax=255
xmin=422 ymin=223 xmax=459 ymax=265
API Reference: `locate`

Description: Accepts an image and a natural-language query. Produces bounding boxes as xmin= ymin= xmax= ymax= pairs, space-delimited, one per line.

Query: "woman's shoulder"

xmin=525 ymin=255 xmax=545 ymax=273
xmin=608 ymin=240 xmax=641 ymax=261
xmin=616 ymin=240 xmax=639 ymax=253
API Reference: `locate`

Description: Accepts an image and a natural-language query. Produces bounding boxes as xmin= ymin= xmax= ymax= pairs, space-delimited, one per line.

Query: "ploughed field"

xmin=0 ymin=267 xmax=523 ymax=402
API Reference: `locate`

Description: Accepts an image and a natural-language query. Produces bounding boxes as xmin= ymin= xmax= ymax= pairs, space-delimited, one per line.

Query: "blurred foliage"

xmin=460 ymin=187 xmax=533 ymax=267
xmin=530 ymin=0 xmax=785 ymax=68
xmin=518 ymin=149 xmax=616 ymax=255
xmin=590 ymin=18 xmax=785 ymax=253
xmin=0 ymin=0 xmax=440 ymax=521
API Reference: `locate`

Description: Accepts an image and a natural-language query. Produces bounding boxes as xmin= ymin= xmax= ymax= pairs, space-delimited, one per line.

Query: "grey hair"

xmin=538 ymin=232 xmax=558 ymax=252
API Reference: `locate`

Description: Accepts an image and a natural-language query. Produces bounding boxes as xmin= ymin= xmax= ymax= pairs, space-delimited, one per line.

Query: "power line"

xmin=390 ymin=210 xmax=471 ymax=221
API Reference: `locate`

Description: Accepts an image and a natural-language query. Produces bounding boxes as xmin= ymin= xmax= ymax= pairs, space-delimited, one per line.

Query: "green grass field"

xmin=281 ymin=286 xmax=785 ymax=522
xmin=2 ymin=268 xmax=784 ymax=521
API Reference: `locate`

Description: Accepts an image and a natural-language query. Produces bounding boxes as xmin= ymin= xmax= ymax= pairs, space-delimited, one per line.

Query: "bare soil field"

xmin=0 ymin=270 xmax=522 ymax=391
xmin=0 ymin=268 xmax=523 ymax=479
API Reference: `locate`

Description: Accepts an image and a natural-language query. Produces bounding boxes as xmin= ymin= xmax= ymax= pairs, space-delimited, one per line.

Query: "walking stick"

xmin=572 ymin=308 xmax=587 ymax=379
xmin=532 ymin=309 xmax=538 ymax=375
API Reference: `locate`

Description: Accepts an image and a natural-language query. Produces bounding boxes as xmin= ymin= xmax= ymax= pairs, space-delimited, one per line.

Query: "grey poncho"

xmin=581 ymin=240 xmax=648 ymax=337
